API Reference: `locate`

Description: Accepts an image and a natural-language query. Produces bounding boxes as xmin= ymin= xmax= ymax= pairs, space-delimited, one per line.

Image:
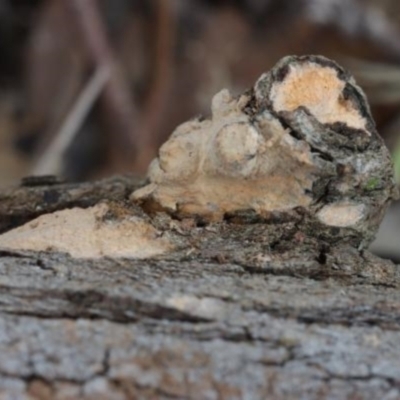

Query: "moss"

xmin=365 ymin=177 xmax=380 ymax=191
xmin=394 ymin=142 xmax=400 ymax=185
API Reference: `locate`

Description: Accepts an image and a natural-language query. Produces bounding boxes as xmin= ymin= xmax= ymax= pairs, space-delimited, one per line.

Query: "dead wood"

xmin=0 ymin=175 xmax=143 ymax=234
xmin=0 ymin=56 xmax=399 ymax=399
xmin=0 ymin=174 xmax=399 ymax=399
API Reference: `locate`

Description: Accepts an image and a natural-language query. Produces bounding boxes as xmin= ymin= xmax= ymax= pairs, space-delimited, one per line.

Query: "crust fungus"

xmin=0 ymin=55 xmax=396 ymax=258
xmin=132 ymin=55 xmax=397 ymax=248
xmin=0 ymin=203 xmax=173 ymax=259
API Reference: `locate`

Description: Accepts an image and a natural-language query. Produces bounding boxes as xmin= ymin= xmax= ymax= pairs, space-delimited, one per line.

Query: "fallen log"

xmin=0 ymin=55 xmax=399 ymax=399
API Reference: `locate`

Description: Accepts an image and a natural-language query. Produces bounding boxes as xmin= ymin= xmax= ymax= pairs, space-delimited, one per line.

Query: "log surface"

xmin=1 ymin=177 xmax=400 ymax=400
xmin=1 ymin=55 xmax=399 ymax=399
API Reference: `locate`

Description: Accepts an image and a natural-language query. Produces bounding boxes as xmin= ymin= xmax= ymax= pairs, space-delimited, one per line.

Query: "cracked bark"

xmin=0 ymin=177 xmax=400 ymax=400
xmin=1 ymin=56 xmax=399 ymax=399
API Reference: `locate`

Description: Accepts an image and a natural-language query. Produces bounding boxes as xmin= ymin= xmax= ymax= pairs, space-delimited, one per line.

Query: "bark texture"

xmin=0 ymin=56 xmax=399 ymax=399
xmin=0 ymin=175 xmax=143 ymax=234
xmin=0 ymin=177 xmax=400 ymax=400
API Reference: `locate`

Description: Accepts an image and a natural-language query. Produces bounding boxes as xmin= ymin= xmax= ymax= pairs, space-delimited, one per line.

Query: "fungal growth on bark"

xmin=133 ymin=55 xmax=397 ymax=248
xmin=0 ymin=203 xmax=173 ymax=259
xmin=0 ymin=55 xmax=396 ymax=257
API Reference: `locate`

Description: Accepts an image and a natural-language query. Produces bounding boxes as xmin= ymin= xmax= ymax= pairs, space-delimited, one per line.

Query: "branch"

xmin=68 ymin=0 xmax=139 ymax=170
xmin=31 ymin=66 xmax=110 ymax=176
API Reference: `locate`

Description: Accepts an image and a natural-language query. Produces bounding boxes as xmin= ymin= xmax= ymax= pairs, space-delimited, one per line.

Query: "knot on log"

xmin=132 ymin=55 xmax=397 ymax=248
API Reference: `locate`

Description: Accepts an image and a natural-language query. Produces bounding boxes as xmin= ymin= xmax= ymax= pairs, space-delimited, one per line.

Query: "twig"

xmin=31 ymin=66 xmax=110 ymax=176
xmin=68 ymin=0 xmax=139 ymax=169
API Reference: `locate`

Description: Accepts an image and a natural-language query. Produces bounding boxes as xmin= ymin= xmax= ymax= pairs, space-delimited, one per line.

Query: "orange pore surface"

xmin=270 ymin=63 xmax=367 ymax=131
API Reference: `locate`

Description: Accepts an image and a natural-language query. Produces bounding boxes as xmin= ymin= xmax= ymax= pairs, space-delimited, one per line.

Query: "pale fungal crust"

xmin=316 ymin=202 xmax=366 ymax=228
xmin=269 ymin=62 xmax=369 ymax=131
xmin=132 ymin=89 xmax=317 ymax=220
xmin=165 ymin=295 xmax=228 ymax=320
xmin=0 ymin=204 xmax=172 ymax=259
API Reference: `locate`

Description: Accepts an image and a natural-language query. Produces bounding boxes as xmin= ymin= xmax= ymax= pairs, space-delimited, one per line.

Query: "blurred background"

xmin=0 ymin=0 xmax=398 ymax=259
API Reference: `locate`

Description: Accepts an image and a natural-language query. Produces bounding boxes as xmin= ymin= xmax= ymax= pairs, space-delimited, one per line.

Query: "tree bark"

xmin=0 ymin=176 xmax=400 ymax=400
xmin=0 ymin=175 xmax=143 ymax=234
